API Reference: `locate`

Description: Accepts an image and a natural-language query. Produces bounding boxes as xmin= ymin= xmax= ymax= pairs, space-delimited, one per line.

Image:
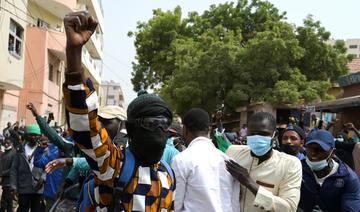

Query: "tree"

xmin=130 ymin=0 xmax=350 ymax=116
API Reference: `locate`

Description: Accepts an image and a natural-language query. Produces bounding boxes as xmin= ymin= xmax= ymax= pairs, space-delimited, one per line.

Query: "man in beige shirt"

xmin=226 ymin=112 xmax=302 ymax=212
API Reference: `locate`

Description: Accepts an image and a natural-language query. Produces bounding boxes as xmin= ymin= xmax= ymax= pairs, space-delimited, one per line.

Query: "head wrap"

xmin=127 ymin=90 xmax=172 ymax=122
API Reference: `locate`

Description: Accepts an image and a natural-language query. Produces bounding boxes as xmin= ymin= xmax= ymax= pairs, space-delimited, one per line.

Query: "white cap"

xmin=98 ymin=105 xmax=127 ymax=120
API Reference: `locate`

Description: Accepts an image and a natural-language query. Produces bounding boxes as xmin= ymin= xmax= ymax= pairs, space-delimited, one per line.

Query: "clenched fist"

xmin=64 ymin=11 xmax=98 ymax=48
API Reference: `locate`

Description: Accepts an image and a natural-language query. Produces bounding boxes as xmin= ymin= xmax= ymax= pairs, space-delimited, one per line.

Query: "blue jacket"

xmin=161 ymin=138 xmax=179 ymax=166
xmin=299 ymin=157 xmax=360 ymax=212
xmin=34 ymin=144 xmax=63 ymax=200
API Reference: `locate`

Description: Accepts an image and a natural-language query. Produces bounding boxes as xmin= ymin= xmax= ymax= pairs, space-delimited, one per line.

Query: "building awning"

xmin=313 ymin=95 xmax=360 ymax=112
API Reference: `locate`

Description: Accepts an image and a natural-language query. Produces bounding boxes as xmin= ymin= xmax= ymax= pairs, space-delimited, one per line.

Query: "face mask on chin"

xmin=129 ymin=127 xmax=168 ymax=166
xmin=306 ymin=150 xmax=333 ymax=171
xmin=5 ymin=145 xmax=12 ymax=151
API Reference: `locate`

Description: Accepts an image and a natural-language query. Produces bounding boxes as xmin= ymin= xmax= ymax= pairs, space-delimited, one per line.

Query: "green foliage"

xmin=130 ymin=0 xmax=350 ymax=116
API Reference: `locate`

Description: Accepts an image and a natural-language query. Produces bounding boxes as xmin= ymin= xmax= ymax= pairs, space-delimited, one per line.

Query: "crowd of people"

xmin=0 ymin=11 xmax=360 ymax=212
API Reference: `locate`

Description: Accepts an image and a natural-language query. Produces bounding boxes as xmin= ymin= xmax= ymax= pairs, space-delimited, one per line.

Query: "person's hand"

xmin=64 ymin=11 xmax=98 ymax=48
xmin=45 ymin=158 xmax=70 ymax=173
xmin=348 ymin=123 xmax=356 ymax=130
xmin=225 ymin=160 xmax=252 ymax=184
xmin=26 ymin=103 xmax=38 ymax=117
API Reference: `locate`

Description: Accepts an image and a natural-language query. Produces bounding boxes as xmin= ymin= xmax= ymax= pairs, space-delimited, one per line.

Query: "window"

xmin=108 ymin=95 xmax=115 ymax=99
xmin=37 ymin=19 xmax=50 ymax=28
xmin=113 ymin=86 xmax=118 ymax=90
xmin=49 ymin=64 xmax=54 ymax=82
xmin=56 ymin=70 xmax=61 ymax=85
xmin=8 ymin=19 xmax=23 ymax=57
xmin=349 ymin=45 xmax=358 ymax=49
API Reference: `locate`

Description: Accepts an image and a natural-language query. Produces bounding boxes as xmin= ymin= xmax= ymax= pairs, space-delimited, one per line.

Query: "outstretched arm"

xmin=63 ymin=12 xmax=123 ymax=209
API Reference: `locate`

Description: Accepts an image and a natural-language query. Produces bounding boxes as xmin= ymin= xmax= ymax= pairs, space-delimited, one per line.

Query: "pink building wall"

xmin=18 ymin=27 xmax=65 ymax=125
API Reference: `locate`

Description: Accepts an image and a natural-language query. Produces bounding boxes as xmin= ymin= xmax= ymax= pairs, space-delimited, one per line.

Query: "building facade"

xmin=99 ymin=80 xmax=125 ymax=107
xmin=15 ymin=0 xmax=104 ymax=126
xmin=329 ymin=39 xmax=360 ymax=58
xmin=0 ymin=0 xmax=28 ymax=130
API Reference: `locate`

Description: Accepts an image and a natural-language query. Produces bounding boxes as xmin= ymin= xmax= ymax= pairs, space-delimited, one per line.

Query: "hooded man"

xmin=62 ymin=11 xmax=175 ymax=211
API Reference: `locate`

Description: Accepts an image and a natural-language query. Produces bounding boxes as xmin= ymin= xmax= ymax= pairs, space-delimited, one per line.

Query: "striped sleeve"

xmin=63 ymin=78 xmax=123 ymax=208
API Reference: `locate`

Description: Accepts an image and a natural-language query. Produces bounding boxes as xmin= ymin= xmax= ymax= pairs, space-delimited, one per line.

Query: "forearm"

xmin=65 ymin=46 xmax=85 ymax=85
xmin=245 ymin=180 xmax=259 ymax=196
xmin=36 ymin=116 xmax=68 ymax=153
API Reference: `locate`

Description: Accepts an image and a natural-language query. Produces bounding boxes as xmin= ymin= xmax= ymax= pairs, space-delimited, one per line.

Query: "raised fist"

xmin=64 ymin=11 xmax=98 ymax=47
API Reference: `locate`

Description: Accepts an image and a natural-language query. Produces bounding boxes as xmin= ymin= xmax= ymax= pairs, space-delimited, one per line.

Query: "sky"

xmin=101 ymin=0 xmax=360 ymax=108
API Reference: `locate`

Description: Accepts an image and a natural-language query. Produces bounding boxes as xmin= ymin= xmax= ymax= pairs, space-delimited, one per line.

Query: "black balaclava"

xmin=126 ymin=91 xmax=173 ymax=166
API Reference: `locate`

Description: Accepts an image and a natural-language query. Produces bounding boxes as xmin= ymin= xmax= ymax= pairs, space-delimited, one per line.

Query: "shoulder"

xmin=226 ymin=145 xmax=250 ymax=158
xmin=275 ymin=150 xmax=302 ymax=172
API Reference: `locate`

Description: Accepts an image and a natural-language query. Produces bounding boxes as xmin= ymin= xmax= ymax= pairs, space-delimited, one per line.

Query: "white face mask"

xmin=5 ymin=146 xmax=12 ymax=151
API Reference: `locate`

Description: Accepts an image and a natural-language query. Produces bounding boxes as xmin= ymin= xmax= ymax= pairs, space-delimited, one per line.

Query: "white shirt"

xmin=240 ymin=128 xmax=248 ymax=137
xmin=171 ymin=136 xmax=240 ymax=212
xmin=25 ymin=143 xmax=36 ymax=170
xmin=227 ymin=145 xmax=302 ymax=212
xmin=314 ymin=159 xmax=339 ymax=186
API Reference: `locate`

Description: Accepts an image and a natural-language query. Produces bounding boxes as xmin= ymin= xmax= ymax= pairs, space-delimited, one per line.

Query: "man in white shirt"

xmin=172 ymin=108 xmax=240 ymax=212
xmin=226 ymin=112 xmax=302 ymax=212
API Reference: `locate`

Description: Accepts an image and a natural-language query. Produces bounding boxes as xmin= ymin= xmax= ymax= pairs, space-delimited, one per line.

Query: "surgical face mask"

xmin=247 ymin=133 xmax=274 ymax=156
xmin=305 ymin=150 xmax=333 ymax=171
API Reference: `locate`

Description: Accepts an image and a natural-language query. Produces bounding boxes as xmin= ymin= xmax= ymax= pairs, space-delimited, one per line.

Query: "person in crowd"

xmin=0 ymin=137 xmax=16 ymax=212
xmin=226 ymin=112 xmax=302 ymax=212
xmin=240 ymin=124 xmax=248 ymax=139
xmin=171 ymin=108 xmax=240 ymax=211
xmin=10 ymin=124 xmax=44 ymax=212
xmin=310 ymin=114 xmax=320 ymax=130
xmin=98 ymin=105 xmax=128 ymax=148
xmin=280 ymin=125 xmax=306 ymax=160
xmin=27 ymin=103 xmax=74 ymax=158
xmin=62 ymin=11 xmax=175 ymax=211
xmin=33 ymin=135 xmax=63 ymax=211
xmin=168 ymin=124 xmax=186 ymax=152
xmin=161 ymin=127 xmax=180 ymax=165
xmin=45 ymin=156 xmax=90 ymax=211
xmin=299 ymin=130 xmax=360 ymax=212
xmin=341 ymin=123 xmax=360 ymax=143
xmin=3 ymin=122 xmax=11 ymax=137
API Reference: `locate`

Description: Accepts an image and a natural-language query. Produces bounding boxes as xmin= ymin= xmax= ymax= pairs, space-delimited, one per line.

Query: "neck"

xmin=251 ymin=149 xmax=273 ymax=164
xmin=314 ymin=158 xmax=333 ymax=178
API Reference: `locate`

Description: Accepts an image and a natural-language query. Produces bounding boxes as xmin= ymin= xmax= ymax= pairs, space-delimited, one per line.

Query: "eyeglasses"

xmin=134 ymin=116 xmax=171 ymax=132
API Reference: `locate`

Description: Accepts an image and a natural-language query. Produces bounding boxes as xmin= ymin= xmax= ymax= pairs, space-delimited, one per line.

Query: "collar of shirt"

xmin=187 ymin=136 xmax=213 ymax=149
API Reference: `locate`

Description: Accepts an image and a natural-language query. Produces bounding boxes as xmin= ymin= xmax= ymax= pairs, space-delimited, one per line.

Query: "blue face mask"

xmin=247 ymin=135 xmax=273 ymax=156
xmin=305 ymin=151 xmax=333 ymax=171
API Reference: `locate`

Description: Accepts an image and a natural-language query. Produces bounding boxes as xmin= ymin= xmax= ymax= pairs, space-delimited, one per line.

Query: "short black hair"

xmin=183 ymin=108 xmax=210 ymax=133
xmin=249 ymin=112 xmax=276 ymax=131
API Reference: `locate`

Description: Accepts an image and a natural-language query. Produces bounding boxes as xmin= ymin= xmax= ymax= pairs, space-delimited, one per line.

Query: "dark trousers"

xmin=0 ymin=187 xmax=13 ymax=212
xmin=17 ymin=194 xmax=41 ymax=212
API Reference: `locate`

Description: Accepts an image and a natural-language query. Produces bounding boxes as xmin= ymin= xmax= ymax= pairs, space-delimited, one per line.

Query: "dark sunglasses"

xmin=134 ymin=116 xmax=171 ymax=132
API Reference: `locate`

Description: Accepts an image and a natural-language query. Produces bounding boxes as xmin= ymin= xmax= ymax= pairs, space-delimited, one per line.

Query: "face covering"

xmin=129 ymin=127 xmax=168 ymax=166
xmin=247 ymin=134 xmax=273 ymax=156
xmin=305 ymin=151 xmax=333 ymax=171
xmin=5 ymin=145 xmax=12 ymax=151
xmin=281 ymin=144 xmax=299 ymax=156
